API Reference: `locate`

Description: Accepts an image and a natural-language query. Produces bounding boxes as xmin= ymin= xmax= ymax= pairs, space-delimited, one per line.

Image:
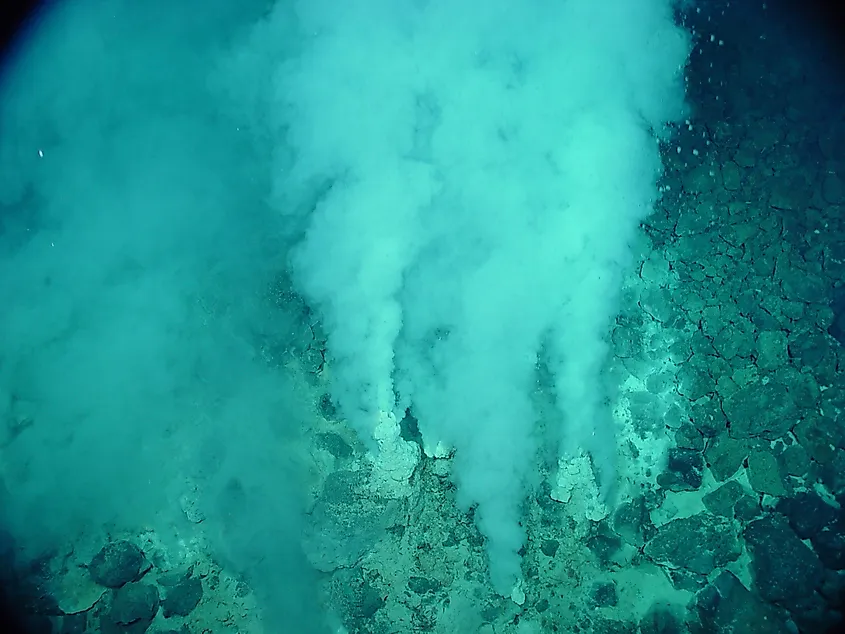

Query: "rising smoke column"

xmin=266 ymin=0 xmax=691 ymax=593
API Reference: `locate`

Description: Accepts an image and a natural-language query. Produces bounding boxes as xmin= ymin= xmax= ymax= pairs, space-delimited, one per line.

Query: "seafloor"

xmin=3 ymin=2 xmax=845 ymax=634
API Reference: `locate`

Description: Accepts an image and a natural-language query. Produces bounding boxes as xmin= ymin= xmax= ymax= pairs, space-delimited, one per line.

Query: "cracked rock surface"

xmin=5 ymin=3 xmax=845 ymax=634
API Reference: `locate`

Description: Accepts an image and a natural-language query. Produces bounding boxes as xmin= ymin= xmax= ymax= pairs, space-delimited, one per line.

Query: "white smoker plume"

xmin=261 ymin=0 xmax=691 ymax=593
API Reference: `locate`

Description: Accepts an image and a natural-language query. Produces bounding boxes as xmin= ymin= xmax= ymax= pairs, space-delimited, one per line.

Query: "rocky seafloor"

xmin=3 ymin=2 xmax=845 ymax=634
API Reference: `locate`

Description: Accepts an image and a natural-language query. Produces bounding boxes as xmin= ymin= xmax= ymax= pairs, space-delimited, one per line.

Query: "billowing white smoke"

xmin=265 ymin=0 xmax=690 ymax=592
